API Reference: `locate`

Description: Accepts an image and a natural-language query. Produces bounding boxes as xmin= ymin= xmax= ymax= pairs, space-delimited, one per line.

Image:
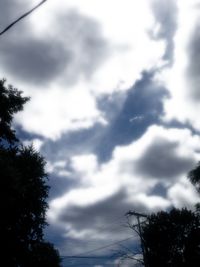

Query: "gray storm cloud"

xmin=150 ymin=0 xmax=178 ymax=61
xmin=59 ymin=190 xmax=129 ymax=231
xmin=0 ymin=38 xmax=69 ymax=85
xmin=186 ymin=20 xmax=200 ymax=101
xmin=135 ymin=138 xmax=195 ymax=180
xmin=0 ymin=8 xmax=109 ymax=86
xmin=55 ymin=10 xmax=110 ymax=84
xmin=57 ymin=188 xmax=147 ymax=250
xmin=0 ymin=0 xmax=28 ymax=30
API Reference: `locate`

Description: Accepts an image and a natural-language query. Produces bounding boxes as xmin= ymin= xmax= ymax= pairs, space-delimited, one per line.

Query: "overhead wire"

xmin=63 ymin=262 xmax=114 ymax=267
xmin=95 ymin=215 xmax=127 ymax=232
xmin=61 ymin=215 xmax=142 ymax=265
xmin=61 ymin=236 xmax=134 ymax=258
xmin=61 ymin=214 xmax=140 ymax=260
xmin=61 ymin=237 xmax=134 ymax=266
xmin=0 ymin=0 xmax=48 ymax=36
xmin=60 ymin=214 xmax=133 ymax=258
xmin=61 ymin=214 xmax=129 ymax=257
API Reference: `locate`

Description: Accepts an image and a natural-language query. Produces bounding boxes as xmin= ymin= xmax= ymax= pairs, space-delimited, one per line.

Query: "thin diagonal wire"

xmin=0 ymin=0 xmax=47 ymax=36
xmin=62 ymin=236 xmax=134 ymax=258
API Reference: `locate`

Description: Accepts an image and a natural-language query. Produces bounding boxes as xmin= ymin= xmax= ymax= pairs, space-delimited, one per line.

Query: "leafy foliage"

xmin=0 ymin=79 xmax=29 ymax=144
xmin=188 ymin=162 xmax=200 ymax=193
xmin=141 ymin=208 xmax=200 ymax=267
xmin=0 ymin=79 xmax=61 ymax=266
xmin=25 ymin=241 xmax=61 ymax=267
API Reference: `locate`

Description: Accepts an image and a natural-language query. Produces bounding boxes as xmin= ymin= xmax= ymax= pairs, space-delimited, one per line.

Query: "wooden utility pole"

xmin=126 ymin=211 xmax=148 ymax=267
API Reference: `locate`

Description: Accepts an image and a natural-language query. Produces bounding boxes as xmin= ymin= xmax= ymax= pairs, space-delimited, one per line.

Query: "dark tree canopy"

xmin=25 ymin=241 xmax=61 ymax=267
xmin=141 ymin=208 xmax=200 ymax=267
xmin=0 ymin=79 xmax=29 ymax=144
xmin=0 ymin=79 xmax=61 ymax=267
xmin=188 ymin=162 xmax=200 ymax=193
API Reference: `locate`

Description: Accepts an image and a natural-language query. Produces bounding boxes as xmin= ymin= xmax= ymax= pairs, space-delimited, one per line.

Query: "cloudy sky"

xmin=1 ymin=0 xmax=200 ymax=266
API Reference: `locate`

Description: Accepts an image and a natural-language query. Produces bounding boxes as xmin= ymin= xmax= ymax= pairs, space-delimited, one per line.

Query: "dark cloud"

xmin=46 ymin=191 xmax=140 ymax=264
xmin=52 ymin=188 xmax=163 ymax=258
xmin=41 ymin=124 xmax=105 ymax=163
xmin=56 ymin=10 xmax=110 ymax=83
xmin=59 ymin=190 xmax=148 ymax=233
xmin=0 ymin=37 xmax=70 ymax=85
xmin=47 ymin=174 xmax=77 ymax=201
xmin=0 ymin=9 xmax=109 ymax=85
xmin=186 ymin=20 xmax=200 ymax=100
xmin=0 ymin=0 xmax=30 ymax=31
xmin=150 ymin=0 xmax=178 ymax=62
xmin=0 ymin=0 xmax=68 ymax=85
xmin=49 ymin=191 xmax=131 ymax=257
xmin=135 ymin=138 xmax=194 ymax=180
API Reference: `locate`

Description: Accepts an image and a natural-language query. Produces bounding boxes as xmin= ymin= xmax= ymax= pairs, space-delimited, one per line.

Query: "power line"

xmin=61 ymin=236 xmax=134 ymax=259
xmin=61 ymin=214 xmax=141 ymax=260
xmin=63 ymin=262 xmax=114 ymax=267
xmin=61 ymin=215 xmax=142 ymax=266
xmin=126 ymin=211 xmax=148 ymax=218
xmin=0 ymin=0 xmax=47 ymax=36
xmin=62 ymin=256 xmax=111 ymax=259
xmin=94 ymin=215 xmax=126 ymax=232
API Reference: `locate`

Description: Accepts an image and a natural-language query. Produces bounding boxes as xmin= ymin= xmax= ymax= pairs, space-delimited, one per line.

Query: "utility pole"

xmin=126 ymin=211 xmax=148 ymax=267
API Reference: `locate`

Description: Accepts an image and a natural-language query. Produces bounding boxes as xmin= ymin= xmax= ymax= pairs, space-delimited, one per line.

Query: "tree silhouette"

xmin=188 ymin=162 xmax=200 ymax=193
xmin=0 ymin=79 xmax=29 ymax=144
xmin=140 ymin=208 xmax=200 ymax=267
xmin=125 ymin=162 xmax=200 ymax=267
xmin=25 ymin=241 xmax=61 ymax=267
xmin=0 ymin=79 xmax=61 ymax=266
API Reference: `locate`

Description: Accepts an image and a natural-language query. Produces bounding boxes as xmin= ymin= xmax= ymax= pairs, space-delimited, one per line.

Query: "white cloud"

xmin=128 ymin=194 xmax=170 ymax=210
xmin=71 ymin=154 xmax=98 ymax=175
xmin=22 ymin=138 xmax=44 ymax=151
xmin=157 ymin=0 xmax=200 ymax=129
xmin=15 ymin=84 xmax=107 ymax=140
xmin=48 ymin=125 xmax=200 ymax=237
xmin=66 ymin=0 xmax=166 ymax=94
xmin=167 ymin=177 xmax=200 ymax=208
xmin=9 ymin=0 xmax=166 ymax=139
xmin=45 ymin=159 xmax=71 ymax=176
